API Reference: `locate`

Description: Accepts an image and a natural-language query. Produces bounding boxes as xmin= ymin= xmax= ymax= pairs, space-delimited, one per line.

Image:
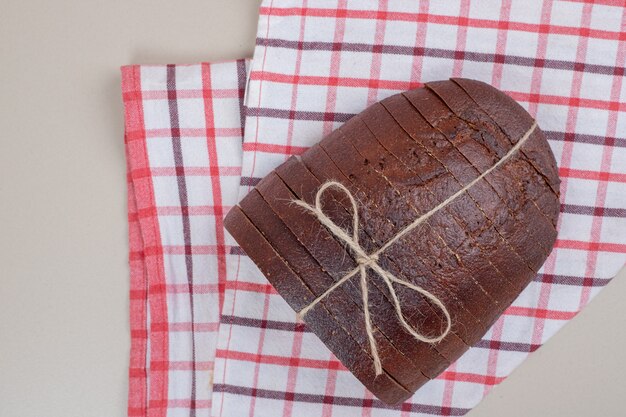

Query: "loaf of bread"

xmin=224 ymin=78 xmax=560 ymax=405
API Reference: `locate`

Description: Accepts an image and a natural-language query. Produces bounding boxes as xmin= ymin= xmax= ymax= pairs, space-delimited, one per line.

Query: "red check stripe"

xmin=123 ymin=65 xmax=169 ymax=417
xmin=126 ymin=158 xmax=149 ymax=417
xmin=555 ymin=239 xmax=626 ymax=253
xmin=260 ymin=6 xmax=626 ymax=41
xmin=216 ymin=349 xmax=346 ymax=371
xmin=251 ymin=71 xmax=626 ymax=112
xmin=559 ymin=167 xmax=626 ymax=183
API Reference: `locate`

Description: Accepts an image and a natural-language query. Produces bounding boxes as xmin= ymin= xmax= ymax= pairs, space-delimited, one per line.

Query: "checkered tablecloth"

xmin=123 ymin=61 xmax=248 ymax=417
xmin=122 ymin=1 xmax=626 ymax=416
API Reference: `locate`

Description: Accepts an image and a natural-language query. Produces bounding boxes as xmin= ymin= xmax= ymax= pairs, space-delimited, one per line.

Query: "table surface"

xmin=1 ymin=1 xmax=625 ymax=416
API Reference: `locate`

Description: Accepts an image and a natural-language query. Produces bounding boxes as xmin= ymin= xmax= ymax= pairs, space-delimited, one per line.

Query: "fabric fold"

xmin=122 ymin=61 xmax=248 ymax=417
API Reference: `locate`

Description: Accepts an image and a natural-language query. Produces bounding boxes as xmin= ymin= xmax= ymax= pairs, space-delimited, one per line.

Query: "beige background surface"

xmin=0 ymin=1 xmax=624 ymax=416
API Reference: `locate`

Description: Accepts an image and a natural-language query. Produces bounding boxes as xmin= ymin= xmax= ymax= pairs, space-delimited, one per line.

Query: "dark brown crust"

xmin=404 ymin=87 xmax=556 ymax=260
xmin=414 ymin=85 xmax=557 ymax=285
xmin=224 ymin=205 xmax=412 ymax=404
xmin=341 ymin=118 xmax=508 ymax=319
xmin=359 ymin=101 xmax=533 ymax=301
xmin=406 ymin=89 xmax=541 ymax=239
xmin=451 ymin=78 xmax=561 ymax=197
xmin=426 ymin=80 xmax=560 ymax=229
xmin=399 ymin=89 xmax=556 ymax=273
xmin=352 ymin=109 xmax=522 ymax=320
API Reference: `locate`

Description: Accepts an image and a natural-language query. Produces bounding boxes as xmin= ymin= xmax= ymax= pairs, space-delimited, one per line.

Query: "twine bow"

xmin=294 ymin=181 xmax=451 ymax=375
xmin=293 ymin=122 xmax=537 ymax=376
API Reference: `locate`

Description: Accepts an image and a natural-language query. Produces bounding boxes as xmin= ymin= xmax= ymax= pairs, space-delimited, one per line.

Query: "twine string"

xmin=293 ymin=122 xmax=537 ymax=376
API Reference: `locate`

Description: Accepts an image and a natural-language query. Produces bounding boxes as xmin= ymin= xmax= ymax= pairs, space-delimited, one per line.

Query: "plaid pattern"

xmin=212 ymin=1 xmax=626 ymax=416
xmin=122 ymin=1 xmax=626 ymax=416
xmin=122 ymin=61 xmax=248 ymax=417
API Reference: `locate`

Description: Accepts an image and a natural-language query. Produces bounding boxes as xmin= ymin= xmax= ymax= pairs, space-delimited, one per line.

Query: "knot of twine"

xmin=293 ymin=122 xmax=537 ymax=376
xmin=357 ymin=253 xmax=379 ymax=266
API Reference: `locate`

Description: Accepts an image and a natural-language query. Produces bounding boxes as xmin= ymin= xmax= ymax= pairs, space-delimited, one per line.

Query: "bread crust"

xmin=224 ymin=79 xmax=560 ymax=404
